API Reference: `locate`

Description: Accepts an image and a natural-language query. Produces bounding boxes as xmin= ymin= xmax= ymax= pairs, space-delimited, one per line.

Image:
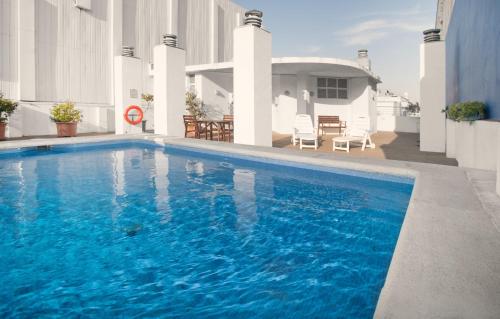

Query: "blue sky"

xmin=233 ymin=0 xmax=437 ymax=102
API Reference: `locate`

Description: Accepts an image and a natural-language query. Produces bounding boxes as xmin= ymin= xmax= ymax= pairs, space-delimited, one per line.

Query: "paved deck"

xmin=0 ymin=134 xmax=499 ymax=318
xmin=273 ymin=131 xmax=458 ymax=166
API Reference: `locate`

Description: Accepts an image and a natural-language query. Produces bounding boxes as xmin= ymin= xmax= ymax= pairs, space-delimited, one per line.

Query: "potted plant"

xmin=141 ymin=93 xmax=154 ymax=132
xmin=50 ymin=101 xmax=82 ymax=137
xmin=0 ymin=92 xmax=18 ymax=141
xmin=185 ymin=92 xmax=206 ymax=120
xmin=443 ymin=101 xmax=487 ymax=123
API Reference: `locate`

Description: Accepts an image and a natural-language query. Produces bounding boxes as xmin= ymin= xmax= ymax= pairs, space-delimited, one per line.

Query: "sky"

xmin=233 ymin=0 xmax=437 ymax=102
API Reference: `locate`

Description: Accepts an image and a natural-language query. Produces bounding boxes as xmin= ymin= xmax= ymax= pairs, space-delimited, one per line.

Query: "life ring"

xmin=124 ymin=105 xmax=144 ymax=125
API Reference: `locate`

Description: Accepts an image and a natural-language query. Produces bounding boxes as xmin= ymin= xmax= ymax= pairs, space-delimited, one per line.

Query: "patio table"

xmin=196 ymin=119 xmax=234 ymax=141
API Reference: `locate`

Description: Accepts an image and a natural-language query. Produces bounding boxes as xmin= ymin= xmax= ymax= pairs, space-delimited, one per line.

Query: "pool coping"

xmin=1 ymin=134 xmax=500 ymax=318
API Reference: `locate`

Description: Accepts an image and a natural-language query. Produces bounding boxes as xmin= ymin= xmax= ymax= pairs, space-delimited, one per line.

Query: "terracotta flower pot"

xmin=56 ymin=122 xmax=78 ymax=137
xmin=0 ymin=123 xmax=6 ymax=141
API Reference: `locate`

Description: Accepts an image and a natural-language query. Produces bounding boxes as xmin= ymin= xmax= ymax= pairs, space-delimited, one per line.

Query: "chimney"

xmin=244 ymin=10 xmax=263 ymax=28
xmin=122 ymin=46 xmax=134 ymax=57
xmin=162 ymin=34 xmax=177 ymax=47
xmin=357 ymin=49 xmax=371 ymax=71
xmin=423 ymin=29 xmax=441 ymax=42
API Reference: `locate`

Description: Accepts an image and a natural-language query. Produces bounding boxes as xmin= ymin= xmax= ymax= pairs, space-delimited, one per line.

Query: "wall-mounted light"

xmin=74 ymin=0 xmax=91 ymax=10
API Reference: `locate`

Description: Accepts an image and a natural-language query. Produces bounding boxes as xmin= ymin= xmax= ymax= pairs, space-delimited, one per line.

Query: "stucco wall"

xmin=377 ymin=116 xmax=420 ymax=133
xmin=0 ymin=0 xmax=18 ymax=100
xmin=6 ymin=102 xmax=115 ymax=138
xmin=198 ymin=72 xmax=233 ymax=120
xmin=272 ymin=75 xmax=297 ymax=134
xmin=445 ymin=0 xmax=500 ymax=119
xmin=312 ymin=77 xmax=375 ymax=132
xmin=446 ymin=120 xmax=499 ymax=171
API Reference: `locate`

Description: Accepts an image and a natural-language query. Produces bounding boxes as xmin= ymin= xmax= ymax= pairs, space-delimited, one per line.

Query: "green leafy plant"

xmin=141 ymin=93 xmax=154 ymax=110
xmin=50 ymin=102 xmax=82 ymax=123
xmin=0 ymin=92 xmax=18 ymax=124
xmin=443 ymin=101 xmax=486 ymax=123
xmin=185 ymin=92 xmax=206 ymax=120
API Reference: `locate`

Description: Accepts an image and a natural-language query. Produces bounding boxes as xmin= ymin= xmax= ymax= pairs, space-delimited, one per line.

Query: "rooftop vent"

xmin=122 ymin=46 xmax=134 ymax=57
xmin=423 ymin=29 xmax=441 ymax=42
xmin=358 ymin=49 xmax=368 ymax=58
xmin=162 ymin=34 xmax=177 ymax=47
xmin=244 ymin=10 xmax=263 ymax=28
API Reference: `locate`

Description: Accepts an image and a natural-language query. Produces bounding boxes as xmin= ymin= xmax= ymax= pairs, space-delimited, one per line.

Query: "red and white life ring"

xmin=124 ymin=105 xmax=144 ymax=125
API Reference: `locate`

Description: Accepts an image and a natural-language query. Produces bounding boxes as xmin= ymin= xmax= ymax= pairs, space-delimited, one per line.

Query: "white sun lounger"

xmin=292 ymin=114 xmax=318 ymax=150
xmin=332 ymin=128 xmax=375 ymax=152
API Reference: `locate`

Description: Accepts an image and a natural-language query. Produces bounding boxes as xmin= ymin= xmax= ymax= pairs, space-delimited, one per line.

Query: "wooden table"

xmin=197 ymin=119 xmax=234 ymax=141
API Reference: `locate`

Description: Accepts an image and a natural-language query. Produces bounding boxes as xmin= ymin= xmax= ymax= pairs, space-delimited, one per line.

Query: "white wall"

xmin=377 ymin=115 xmax=420 ymax=133
xmin=312 ymin=77 xmax=375 ymax=132
xmin=197 ymin=72 xmax=233 ymax=120
xmin=0 ymin=0 xmax=18 ymax=99
xmin=6 ymin=102 xmax=114 ymax=137
xmin=447 ymin=120 xmax=499 ymax=171
xmin=35 ymin=0 xmax=111 ymax=104
xmin=272 ymin=75 xmax=297 ymax=134
xmin=446 ymin=119 xmax=456 ymax=158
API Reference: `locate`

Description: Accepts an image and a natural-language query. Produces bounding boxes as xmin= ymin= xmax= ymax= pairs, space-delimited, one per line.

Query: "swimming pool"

xmin=0 ymin=141 xmax=413 ymax=318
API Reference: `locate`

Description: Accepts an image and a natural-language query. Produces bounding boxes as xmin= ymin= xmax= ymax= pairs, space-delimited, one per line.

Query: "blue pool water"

xmin=0 ymin=142 xmax=413 ymax=318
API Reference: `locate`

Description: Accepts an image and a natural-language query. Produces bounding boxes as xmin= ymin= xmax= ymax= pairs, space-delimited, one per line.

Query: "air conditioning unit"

xmin=74 ymin=0 xmax=91 ymax=10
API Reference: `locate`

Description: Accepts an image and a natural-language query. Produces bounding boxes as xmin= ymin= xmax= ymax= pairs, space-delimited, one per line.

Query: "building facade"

xmin=0 ymin=0 xmax=245 ymax=137
xmin=187 ymin=53 xmax=381 ymax=134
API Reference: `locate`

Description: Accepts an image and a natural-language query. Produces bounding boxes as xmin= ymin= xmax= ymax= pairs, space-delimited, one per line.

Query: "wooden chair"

xmin=183 ymin=115 xmax=206 ymax=139
xmin=222 ymin=115 xmax=234 ymax=142
xmin=318 ymin=115 xmax=346 ymax=135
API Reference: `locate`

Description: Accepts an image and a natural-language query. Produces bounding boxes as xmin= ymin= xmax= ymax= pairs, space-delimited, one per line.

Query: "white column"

xmin=210 ymin=0 xmax=218 ymax=63
xmin=233 ymin=25 xmax=272 ymax=147
xmin=18 ymin=0 xmax=36 ymax=101
xmin=114 ymin=56 xmax=143 ymax=135
xmin=153 ymin=44 xmax=186 ymax=136
xmin=108 ymin=0 xmax=123 ymax=107
xmin=420 ymin=40 xmax=446 ymax=152
xmin=168 ymin=0 xmax=179 ymax=36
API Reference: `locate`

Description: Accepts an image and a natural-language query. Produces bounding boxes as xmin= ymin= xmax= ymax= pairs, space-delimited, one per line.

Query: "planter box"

xmin=56 ymin=122 xmax=78 ymax=137
xmin=0 ymin=123 xmax=5 ymax=140
xmin=446 ymin=119 xmax=456 ymax=158
xmin=454 ymin=120 xmax=499 ymax=170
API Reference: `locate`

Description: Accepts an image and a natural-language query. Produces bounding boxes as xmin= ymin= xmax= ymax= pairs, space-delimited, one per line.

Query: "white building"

xmin=187 ymin=51 xmax=381 ymax=134
xmin=1 ymin=0 xmax=381 ymax=137
xmin=376 ymin=92 xmax=420 ymax=133
xmin=0 ymin=0 xmax=245 ymax=137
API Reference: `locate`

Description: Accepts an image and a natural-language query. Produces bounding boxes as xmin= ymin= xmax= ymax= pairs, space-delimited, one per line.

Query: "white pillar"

xmin=18 ymin=0 xmax=36 ymax=101
xmin=420 ymin=40 xmax=446 ymax=152
xmin=114 ymin=56 xmax=143 ymax=135
xmin=108 ymin=0 xmax=123 ymax=107
xmin=153 ymin=43 xmax=186 ymax=136
xmin=210 ymin=0 xmax=218 ymax=63
xmin=233 ymin=25 xmax=272 ymax=147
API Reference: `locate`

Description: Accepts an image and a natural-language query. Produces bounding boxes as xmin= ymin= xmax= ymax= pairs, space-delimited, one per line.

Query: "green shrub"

xmin=0 ymin=92 xmax=18 ymax=124
xmin=443 ymin=101 xmax=486 ymax=122
xmin=185 ymin=92 xmax=206 ymax=120
xmin=50 ymin=102 xmax=82 ymax=123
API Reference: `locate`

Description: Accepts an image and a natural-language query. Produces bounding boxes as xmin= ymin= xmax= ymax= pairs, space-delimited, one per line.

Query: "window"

xmin=317 ymin=78 xmax=348 ymax=99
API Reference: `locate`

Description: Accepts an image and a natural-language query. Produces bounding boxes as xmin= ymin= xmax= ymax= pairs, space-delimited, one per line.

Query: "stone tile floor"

xmin=273 ymin=131 xmax=458 ymax=166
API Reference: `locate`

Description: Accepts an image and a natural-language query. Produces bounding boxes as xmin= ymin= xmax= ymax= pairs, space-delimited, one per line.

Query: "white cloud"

xmin=305 ymin=45 xmax=321 ymax=54
xmin=336 ymin=18 xmax=429 ymax=46
xmin=335 ymin=4 xmax=432 ymax=47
